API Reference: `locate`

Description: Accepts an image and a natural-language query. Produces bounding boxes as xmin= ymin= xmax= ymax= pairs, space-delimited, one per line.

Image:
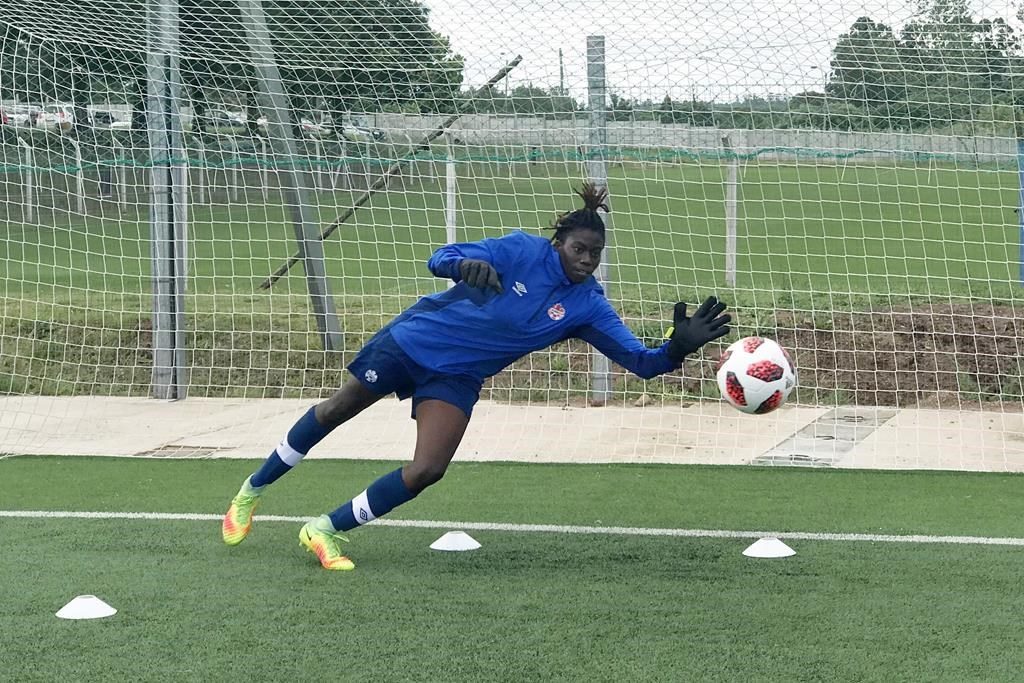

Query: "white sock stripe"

xmin=352 ymin=490 xmax=375 ymax=525
xmin=276 ymin=438 xmax=305 ymax=467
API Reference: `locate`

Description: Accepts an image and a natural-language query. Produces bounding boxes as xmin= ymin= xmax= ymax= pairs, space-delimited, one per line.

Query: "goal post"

xmin=586 ymin=34 xmax=613 ymax=407
xmin=145 ymin=0 xmax=189 ymax=399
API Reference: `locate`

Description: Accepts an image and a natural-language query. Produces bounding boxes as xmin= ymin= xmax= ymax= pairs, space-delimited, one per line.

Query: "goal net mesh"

xmin=2 ymin=0 xmax=1022 ymax=469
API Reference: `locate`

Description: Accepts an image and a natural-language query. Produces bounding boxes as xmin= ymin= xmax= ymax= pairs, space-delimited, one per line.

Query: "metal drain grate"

xmin=753 ymin=407 xmax=898 ymax=467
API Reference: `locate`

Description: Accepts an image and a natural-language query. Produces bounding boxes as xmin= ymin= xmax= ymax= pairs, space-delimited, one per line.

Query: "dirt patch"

xmin=765 ymin=303 xmax=1024 ymax=409
xmin=488 ymin=303 xmax=1024 ymax=410
xmin=484 ymin=303 xmax=1024 ymax=410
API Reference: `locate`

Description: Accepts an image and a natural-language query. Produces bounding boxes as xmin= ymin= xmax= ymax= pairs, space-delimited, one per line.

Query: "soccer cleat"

xmin=222 ymin=490 xmax=260 ymax=546
xmin=299 ymin=519 xmax=355 ymax=571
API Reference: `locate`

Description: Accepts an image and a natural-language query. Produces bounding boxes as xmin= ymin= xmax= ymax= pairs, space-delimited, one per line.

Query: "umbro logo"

xmin=359 ymin=508 xmax=369 ymax=521
xmin=512 ymin=281 xmax=528 ymax=297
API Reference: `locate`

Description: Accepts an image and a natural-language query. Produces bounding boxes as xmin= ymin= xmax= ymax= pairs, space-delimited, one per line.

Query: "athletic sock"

xmin=327 ymin=468 xmax=417 ymax=532
xmin=249 ymin=407 xmax=333 ymax=488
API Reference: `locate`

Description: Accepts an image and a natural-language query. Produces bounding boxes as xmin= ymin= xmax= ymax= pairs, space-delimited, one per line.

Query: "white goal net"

xmin=2 ymin=0 xmax=1024 ymax=470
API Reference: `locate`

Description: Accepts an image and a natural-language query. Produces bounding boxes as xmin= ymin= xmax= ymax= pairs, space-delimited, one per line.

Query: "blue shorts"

xmin=347 ymin=326 xmax=482 ymax=419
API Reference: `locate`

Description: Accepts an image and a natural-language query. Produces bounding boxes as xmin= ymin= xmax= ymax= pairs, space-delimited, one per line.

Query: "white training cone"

xmin=56 ymin=595 xmax=117 ymax=620
xmin=742 ymin=537 xmax=796 ymax=559
xmin=429 ymin=530 xmax=481 ymax=552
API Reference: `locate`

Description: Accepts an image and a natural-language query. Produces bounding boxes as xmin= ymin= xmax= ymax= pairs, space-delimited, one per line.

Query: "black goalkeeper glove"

xmin=458 ymin=258 xmax=504 ymax=293
xmin=666 ymin=296 xmax=731 ymax=363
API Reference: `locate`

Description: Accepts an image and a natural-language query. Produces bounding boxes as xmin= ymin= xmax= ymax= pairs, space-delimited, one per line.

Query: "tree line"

xmin=0 ymin=0 xmax=464 ymax=128
xmin=2 ymin=0 xmax=1023 ymax=134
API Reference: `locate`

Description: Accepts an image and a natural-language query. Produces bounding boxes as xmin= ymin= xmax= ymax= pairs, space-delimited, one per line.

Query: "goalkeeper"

xmin=222 ymin=182 xmax=731 ymax=570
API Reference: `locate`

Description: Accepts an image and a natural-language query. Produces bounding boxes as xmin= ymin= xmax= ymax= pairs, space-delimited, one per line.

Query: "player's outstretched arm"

xmin=665 ymin=296 xmax=731 ymax=363
xmin=575 ymin=296 xmax=731 ymax=377
xmin=574 ymin=296 xmax=720 ymax=379
xmin=426 ymin=239 xmax=506 ymax=293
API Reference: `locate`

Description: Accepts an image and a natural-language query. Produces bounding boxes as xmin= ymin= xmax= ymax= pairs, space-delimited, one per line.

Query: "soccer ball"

xmin=715 ymin=337 xmax=797 ymax=415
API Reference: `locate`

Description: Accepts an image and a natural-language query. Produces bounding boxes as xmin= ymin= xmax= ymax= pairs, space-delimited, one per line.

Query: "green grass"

xmin=2 ymin=160 xmax=1020 ymax=303
xmin=2 ymin=456 xmax=1023 ymax=681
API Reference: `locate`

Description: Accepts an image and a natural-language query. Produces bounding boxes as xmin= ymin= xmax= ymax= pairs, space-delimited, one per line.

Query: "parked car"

xmin=339 ymin=124 xmax=386 ymax=143
xmin=300 ymin=116 xmax=334 ymax=139
xmin=35 ymin=103 xmax=74 ymax=133
xmin=201 ymin=108 xmax=248 ymax=135
xmin=253 ymin=114 xmax=334 ymax=139
xmin=5 ymin=104 xmax=39 ymax=128
xmin=90 ymin=110 xmax=131 ymax=130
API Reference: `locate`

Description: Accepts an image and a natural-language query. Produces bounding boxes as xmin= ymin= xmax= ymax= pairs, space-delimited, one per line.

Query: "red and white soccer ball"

xmin=715 ymin=337 xmax=797 ymax=415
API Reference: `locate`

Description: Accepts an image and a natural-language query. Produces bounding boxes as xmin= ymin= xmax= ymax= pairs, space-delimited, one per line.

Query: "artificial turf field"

xmin=3 ymin=152 xmax=1024 ymax=679
xmin=2 ymin=455 xmax=1023 ymax=681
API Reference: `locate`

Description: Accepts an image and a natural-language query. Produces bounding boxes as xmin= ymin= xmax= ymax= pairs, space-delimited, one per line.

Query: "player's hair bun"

xmin=576 ymin=182 xmax=610 ymax=213
xmin=552 ymin=181 xmax=609 ymax=240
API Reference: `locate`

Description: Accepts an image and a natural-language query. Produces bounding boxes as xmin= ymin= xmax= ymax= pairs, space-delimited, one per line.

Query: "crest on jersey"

xmin=547 ymin=303 xmax=566 ymax=321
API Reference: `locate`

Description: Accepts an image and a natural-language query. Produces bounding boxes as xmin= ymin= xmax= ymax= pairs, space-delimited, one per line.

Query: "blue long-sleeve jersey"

xmin=387 ymin=231 xmax=679 ymax=382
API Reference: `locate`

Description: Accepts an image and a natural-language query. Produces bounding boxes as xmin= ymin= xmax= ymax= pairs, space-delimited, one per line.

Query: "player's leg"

xmin=300 ymin=399 xmax=470 ymax=570
xmin=402 ymin=399 xmax=470 ymax=490
xmin=254 ymin=378 xmax=384 ymax=487
xmin=222 ymin=377 xmax=383 ymax=546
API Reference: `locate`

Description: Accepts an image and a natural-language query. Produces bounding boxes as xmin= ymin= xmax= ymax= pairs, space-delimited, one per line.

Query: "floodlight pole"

xmin=444 ymin=131 xmax=458 ymax=289
xmin=17 ymin=138 xmax=35 ymax=223
xmin=722 ymin=135 xmax=738 ymax=287
xmin=587 ymin=35 xmax=614 ymax=407
xmin=238 ymin=0 xmax=343 ymax=353
xmin=147 ymin=0 xmax=189 ymax=400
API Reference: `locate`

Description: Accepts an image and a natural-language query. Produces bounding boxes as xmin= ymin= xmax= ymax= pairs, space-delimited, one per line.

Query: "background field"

xmin=3 ymin=161 xmax=1020 ymax=302
xmin=2 ymin=456 xmax=1023 ymax=681
xmin=2 ymin=158 xmax=1022 ymax=405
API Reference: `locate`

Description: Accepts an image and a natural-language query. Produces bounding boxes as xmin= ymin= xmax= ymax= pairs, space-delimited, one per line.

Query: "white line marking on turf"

xmin=1 ymin=509 xmax=1022 ymax=546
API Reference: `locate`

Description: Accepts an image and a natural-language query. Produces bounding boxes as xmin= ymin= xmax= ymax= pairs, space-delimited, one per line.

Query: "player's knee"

xmin=405 ymin=462 xmax=448 ymax=492
xmin=315 ymin=398 xmax=350 ymax=428
xmin=316 ymin=383 xmax=375 ymax=427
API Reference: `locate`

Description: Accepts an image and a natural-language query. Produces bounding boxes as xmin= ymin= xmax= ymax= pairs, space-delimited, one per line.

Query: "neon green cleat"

xmin=222 ymin=479 xmax=262 ymax=546
xmin=299 ymin=516 xmax=355 ymax=571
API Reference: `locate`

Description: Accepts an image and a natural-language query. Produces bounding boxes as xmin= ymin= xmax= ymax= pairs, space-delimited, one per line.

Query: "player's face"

xmin=554 ymin=229 xmax=605 ymax=284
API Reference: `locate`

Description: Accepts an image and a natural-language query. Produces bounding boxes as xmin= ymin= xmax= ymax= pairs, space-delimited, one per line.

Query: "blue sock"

xmin=248 ymin=453 xmax=289 ymax=490
xmin=249 ymin=407 xmax=333 ymax=488
xmin=328 ymin=468 xmax=417 ymax=532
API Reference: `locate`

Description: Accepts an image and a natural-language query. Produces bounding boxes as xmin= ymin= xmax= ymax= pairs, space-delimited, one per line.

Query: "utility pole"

xmin=559 ymin=48 xmax=565 ymax=95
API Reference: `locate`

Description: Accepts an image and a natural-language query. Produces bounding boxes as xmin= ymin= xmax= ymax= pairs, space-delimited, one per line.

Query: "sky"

xmin=422 ymin=0 xmax=1021 ymax=101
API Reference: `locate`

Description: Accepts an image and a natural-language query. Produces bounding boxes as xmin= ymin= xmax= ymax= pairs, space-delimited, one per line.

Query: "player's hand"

xmin=666 ymin=296 xmax=731 ymax=363
xmin=458 ymin=258 xmax=503 ymax=293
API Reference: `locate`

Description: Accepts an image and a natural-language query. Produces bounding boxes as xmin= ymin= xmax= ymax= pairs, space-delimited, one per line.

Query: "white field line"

xmin=1 ymin=509 xmax=1022 ymax=546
